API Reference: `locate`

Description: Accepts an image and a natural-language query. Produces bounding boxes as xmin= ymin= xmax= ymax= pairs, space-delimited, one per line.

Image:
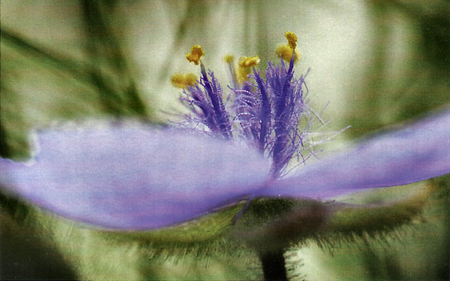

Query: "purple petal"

xmin=257 ymin=110 xmax=450 ymax=199
xmin=0 ymin=125 xmax=270 ymax=229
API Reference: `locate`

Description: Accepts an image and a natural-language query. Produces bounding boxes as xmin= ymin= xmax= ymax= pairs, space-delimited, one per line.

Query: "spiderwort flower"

xmin=0 ymin=32 xmax=449 ymax=232
xmin=176 ymin=32 xmax=322 ymax=179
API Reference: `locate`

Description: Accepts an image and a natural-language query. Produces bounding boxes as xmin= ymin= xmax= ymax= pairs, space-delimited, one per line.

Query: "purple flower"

xmin=180 ymin=48 xmax=317 ymax=180
xmin=1 ymin=33 xmax=450 ymax=231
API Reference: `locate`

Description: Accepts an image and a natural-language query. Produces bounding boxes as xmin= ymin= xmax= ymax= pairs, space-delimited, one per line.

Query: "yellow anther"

xmin=275 ymin=31 xmax=300 ymax=62
xmin=185 ymin=45 xmax=205 ymax=65
xmin=223 ymin=54 xmax=234 ymax=64
xmin=285 ymin=31 xmax=298 ymax=50
xmin=237 ymin=56 xmax=260 ymax=83
xmin=238 ymin=56 xmax=261 ymax=68
xmin=171 ymin=73 xmax=198 ymax=88
xmin=276 ymin=44 xmax=301 ymax=62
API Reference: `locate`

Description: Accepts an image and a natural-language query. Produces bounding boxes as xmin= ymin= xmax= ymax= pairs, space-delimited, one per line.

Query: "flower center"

xmin=171 ymin=31 xmax=326 ymax=179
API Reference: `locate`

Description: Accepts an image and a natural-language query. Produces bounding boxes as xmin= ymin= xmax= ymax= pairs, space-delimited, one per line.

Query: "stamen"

xmin=285 ymin=31 xmax=298 ymax=49
xmin=185 ymin=45 xmax=205 ymax=65
xmin=224 ymin=54 xmax=238 ymax=89
xmin=239 ymin=56 xmax=261 ymax=68
xmin=238 ymin=56 xmax=260 ymax=83
xmin=223 ymin=54 xmax=234 ymax=64
xmin=276 ymin=45 xmax=300 ymax=62
xmin=276 ymin=31 xmax=301 ymax=62
xmin=171 ymin=73 xmax=198 ymax=88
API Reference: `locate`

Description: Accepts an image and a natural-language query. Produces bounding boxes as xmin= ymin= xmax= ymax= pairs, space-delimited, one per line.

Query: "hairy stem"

xmin=258 ymin=249 xmax=288 ymax=281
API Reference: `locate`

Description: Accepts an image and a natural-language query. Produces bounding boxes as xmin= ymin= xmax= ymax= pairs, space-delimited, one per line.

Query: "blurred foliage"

xmin=1 ymin=0 xmax=449 ymax=280
xmin=0 ymin=209 xmax=79 ymax=280
xmin=345 ymin=0 xmax=450 ymax=139
xmin=1 ymin=0 xmax=152 ymax=159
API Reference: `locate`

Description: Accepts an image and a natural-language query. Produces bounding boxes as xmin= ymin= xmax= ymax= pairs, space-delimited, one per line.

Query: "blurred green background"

xmin=1 ymin=0 xmax=449 ymax=280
